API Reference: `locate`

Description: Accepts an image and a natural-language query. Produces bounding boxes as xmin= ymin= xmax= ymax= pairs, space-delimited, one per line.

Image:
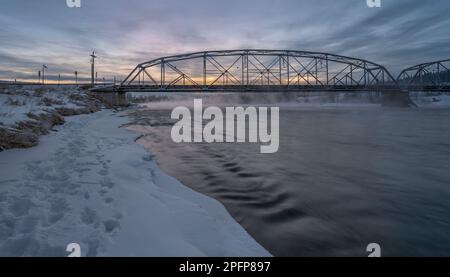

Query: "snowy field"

xmin=0 ymin=109 xmax=270 ymax=257
xmin=0 ymin=85 xmax=92 ymax=127
xmin=0 ymin=85 xmax=102 ymax=150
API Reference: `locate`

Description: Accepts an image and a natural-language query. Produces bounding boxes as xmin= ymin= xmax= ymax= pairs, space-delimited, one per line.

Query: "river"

xmin=127 ymin=92 xmax=450 ymax=256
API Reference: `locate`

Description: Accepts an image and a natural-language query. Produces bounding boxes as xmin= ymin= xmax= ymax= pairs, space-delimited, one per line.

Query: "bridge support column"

xmin=382 ymin=90 xmax=415 ymax=107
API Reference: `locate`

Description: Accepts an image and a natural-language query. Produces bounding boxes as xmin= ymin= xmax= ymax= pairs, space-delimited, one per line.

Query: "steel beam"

xmin=120 ymin=49 xmax=399 ymax=91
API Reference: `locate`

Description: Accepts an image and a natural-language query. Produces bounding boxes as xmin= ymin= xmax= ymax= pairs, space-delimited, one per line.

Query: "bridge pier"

xmin=382 ymin=90 xmax=415 ymax=107
xmin=90 ymin=91 xmax=129 ymax=107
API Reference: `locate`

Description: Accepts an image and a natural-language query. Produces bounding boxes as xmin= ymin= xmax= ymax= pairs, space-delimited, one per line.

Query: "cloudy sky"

xmin=0 ymin=0 xmax=449 ymax=82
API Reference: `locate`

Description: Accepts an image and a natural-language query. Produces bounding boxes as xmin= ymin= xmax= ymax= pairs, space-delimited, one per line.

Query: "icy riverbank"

xmin=0 ymin=110 xmax=270 ymax=257
xmin=0 ymin=85 xmax=102 ymax=151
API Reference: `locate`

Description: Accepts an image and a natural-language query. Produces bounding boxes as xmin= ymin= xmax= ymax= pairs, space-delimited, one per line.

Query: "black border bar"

xmin=1 ymin=258 xmax=450 ymax=275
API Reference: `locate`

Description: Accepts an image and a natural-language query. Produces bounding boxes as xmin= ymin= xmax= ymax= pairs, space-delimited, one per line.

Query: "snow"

xmin=0 ymin=109 xmax=270 ymax=257
xmin=410 ymin=92 xmax=450 ymax=107
xmin=0 ymin=86 xmax=86 ymax=127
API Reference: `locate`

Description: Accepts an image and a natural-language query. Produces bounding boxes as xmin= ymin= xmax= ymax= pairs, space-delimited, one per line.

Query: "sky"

xmin=0 ymin=0 xmax=450 ymax=83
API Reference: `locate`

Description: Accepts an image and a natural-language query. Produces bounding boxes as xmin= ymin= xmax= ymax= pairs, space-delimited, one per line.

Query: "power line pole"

xmin=75 ymin=71 xmax=78 ymax=86
xmin=38 ymin=71 xmax=41 ymax=84
xmin=42 ymin=65 xmax=48 ymax=85
xmin=90 ymin=51 xmax=97 ymax=86
xmin=58 ymin=74 xmax=61 ymax=86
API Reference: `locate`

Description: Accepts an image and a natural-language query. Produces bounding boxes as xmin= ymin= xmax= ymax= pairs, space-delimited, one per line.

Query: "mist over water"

xmin=127 ymin=92 xmax=450 ymax=256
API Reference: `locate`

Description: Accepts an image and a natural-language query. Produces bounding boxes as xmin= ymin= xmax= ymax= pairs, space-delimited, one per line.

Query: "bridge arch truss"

xmin=397 ymin=59 xmax=450 ymax=91
xmin=120 ymin=50 xmax=397 ymax=91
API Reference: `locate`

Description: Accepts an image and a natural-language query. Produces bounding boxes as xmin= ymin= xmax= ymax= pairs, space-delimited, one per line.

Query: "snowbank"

xmin=409 ymin=92 xmax=450 ymax=107
xmin=0 ymin=110 xmax=270 ymax=257
xmin=0 ymin=85 xmax=101 ymax=150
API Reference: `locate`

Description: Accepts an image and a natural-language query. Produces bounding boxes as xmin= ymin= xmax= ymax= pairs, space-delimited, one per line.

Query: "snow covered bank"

xmin=0 ymin=110 xmax=270 ymax=257
xmin=0 ymin=85 xmax=101 ymax=150
xmin=409 ymin=92 xmax=450 ymax=107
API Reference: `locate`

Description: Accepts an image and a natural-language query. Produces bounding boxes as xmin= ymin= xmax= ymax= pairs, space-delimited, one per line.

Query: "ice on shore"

xmin=410 ymin=92 xmax=450 ymax=107
xmin=0 ymin=110 xmax=270 ymax=257
xmin=0 ymin=86 xmax=87 ymax=127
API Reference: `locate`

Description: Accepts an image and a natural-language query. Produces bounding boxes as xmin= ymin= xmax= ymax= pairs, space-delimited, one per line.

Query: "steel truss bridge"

xmin=397 ymin=59 xmax=450 ymax=91
xmin=119 ymin=50 xmax=399 ymax=92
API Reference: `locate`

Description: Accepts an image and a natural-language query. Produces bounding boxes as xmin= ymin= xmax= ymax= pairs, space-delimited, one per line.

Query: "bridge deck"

xmin=93 ymin=85 xmax=402 ymax=93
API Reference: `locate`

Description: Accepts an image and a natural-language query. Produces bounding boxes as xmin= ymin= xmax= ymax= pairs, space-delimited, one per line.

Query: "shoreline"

xmin=0 ymin=100 xmax=270 ymax=256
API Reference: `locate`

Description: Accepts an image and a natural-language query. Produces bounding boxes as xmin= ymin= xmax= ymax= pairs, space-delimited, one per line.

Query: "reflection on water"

xmin=128 ymin=97 xmax=450 ymax=256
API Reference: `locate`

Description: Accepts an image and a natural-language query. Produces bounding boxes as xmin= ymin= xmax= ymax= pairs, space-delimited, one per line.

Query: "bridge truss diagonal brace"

xmin=206 ymin=55 xmax=242 ymax=87
xmin=119 ymin=49 xmax=400 ymax=91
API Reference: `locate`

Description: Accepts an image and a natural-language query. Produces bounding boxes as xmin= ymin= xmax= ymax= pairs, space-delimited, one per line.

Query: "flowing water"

xmin=127 ymin=92 xmax=450 ymax=257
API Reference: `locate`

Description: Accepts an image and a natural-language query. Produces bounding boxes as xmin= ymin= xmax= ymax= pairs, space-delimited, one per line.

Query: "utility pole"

xmin=75 ymin=71 xmax=78 ymax=86
xmin=58 ymin=74 xmax=61 ymax=86
xmin=38 ymin=71 xmax=41 ymax=84
xmin=95 ymin=72 xmax=98 ymax=84
xmin=42 ymin=65 xmax=48 ymax=85
xmin=90 ymin=51 xmax=97 ymax=86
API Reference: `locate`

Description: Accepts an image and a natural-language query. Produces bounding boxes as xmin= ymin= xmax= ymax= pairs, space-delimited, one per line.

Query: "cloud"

xmin=0 ymin=0 xmax=449 ymax=81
